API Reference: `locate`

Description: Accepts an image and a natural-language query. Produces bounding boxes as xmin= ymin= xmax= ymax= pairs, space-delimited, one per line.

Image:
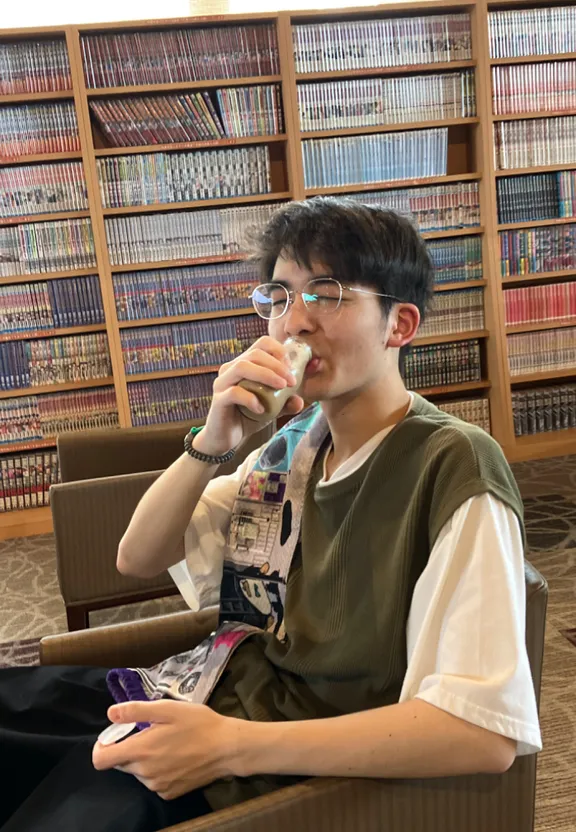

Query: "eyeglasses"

xmin=250 ymin=277 xmax=403 ymax=320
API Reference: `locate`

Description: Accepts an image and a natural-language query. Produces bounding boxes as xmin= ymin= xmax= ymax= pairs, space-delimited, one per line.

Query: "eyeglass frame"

xmin=250 ymin=276 xmax=404 ymax=320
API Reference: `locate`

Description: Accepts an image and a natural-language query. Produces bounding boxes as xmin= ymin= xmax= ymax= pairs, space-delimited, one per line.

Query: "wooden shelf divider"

xmin=305 ymin=172 xmax=481 ymax=197
xmin=117 ymin=308 xmax=255 ymax=330
xmin=94 ymin=134 xmax=287 ymax=157
xmin=0 ymin=324 xmax=106 ymax=343
xmin=300 ymin=117 xmax=480 ymax=140
xmin=86 ymin=75 xmax=282 ymax=97
xmin=506 ymin=318 xmax=576 ymax=335
xmin=502 ymin=269 xmax=576 ymax=285
xmin=0 ymin=376 xmax=115 ymax=400
xmin=0 ymin=210 xmax=91 ymax=226
xmin=102 ymin=192 xmax=291 ymax=217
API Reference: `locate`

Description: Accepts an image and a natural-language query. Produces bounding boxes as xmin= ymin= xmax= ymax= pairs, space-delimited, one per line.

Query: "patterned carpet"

xmin=0 ymin=454 xmax=575 ymax=830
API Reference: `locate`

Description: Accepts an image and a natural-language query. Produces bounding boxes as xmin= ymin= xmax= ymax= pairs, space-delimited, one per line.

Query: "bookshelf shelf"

xmin=412 ymin=380 xmax=491 ymax=397
xmin=0 ymin=506 xmax=52 ymax=541
xmin=0 ymin=269 xmax=99 ymax=286
xmin=498 ymin=216 xmax=576 ymax=231
xmin=422 ymin=227 xmax=484 ymax=240
xmin=512 ymin=428 xmax=576 ymax=463
xmin=102 ymin=192 xmax=292 ymax=217
xmin=0 ymin=90 xmax=74 ymax=104
xmin=510 ymin=367 xmax=576 ymax=385
xmin=110 ymin=254 xmax=248 ymax=273
xmin=127 ymin=366 xmax=220 ymax=383
xmin=493 ymin=109 xmax=576 ymax=122
xmin=506 ymin=318 xmax=576 ymax=335
xmin=305 ymin=173 xmax=482 ymax=198
xmin=435 ymin=279 xmax=487 ymax=292
xmin=490 ymin=52 xmax=576 ymax=66
xmin=0 ymin=438 xmax=56 ymax=455
xmin=118 ymin=308 xmax=255 ymax=330
xmin=0 ymin=210 xmax=90 ymax=227
xmin=0 ymin=151 xmax=83 ymax=167
xmin=0 ymin=325 xmax=106 ymax=344
xmin=300 ymin=117 xmax=480 ymax=140
xmin=502 ymin=270 xmax=576 ymax=285
xmin=494 ymin=162 xmax=576 ymax=177
xmin=94 ymin=135 xmax=287 ymax=157
xmin=0 ymin=377 xmax=114 ymax=400
xmin=414 ymin=329 xmax=489 ymax=346
xmin=295 ymin=59 xmax=477 ymax=82
xmin=86 ymin=76 xmax=283 ymax=98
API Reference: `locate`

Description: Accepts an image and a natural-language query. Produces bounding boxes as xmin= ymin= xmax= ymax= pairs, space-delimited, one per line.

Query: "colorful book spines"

xmin=513 ymin=383 xmax=576 ymax=436
xmin=507 ymin=326 xmax=576 ymax=375
xmin=426 ymin=236 xmax=483 ymax=283
xmin=0 ymin=102 xmax=80 ymax=159
xmin=346 ymin=182 xmax=480 ymax=232
xmin=489 ymin=6 xmax=576 ymax=59
xmin=492 ymin=61 xmax=576 ymax=116
xmin=302 ymin=128 xmax=448 ymax=190
xmin=298 ymin=71 xmax=476 ymax=132
xmin=293 ymin=13 xmax=472 ymax=74
xmin=494 ymin=116 xmax=576 ymax=170
xmin=128 ymin=372 xmax=217 ymax=426
xmin=81 ymin=24 xmax=280 ymax=88
xmin=404 ymin=338 xmax=482 ymax=389
xmin=0 ymin=449 xmax=59 ymax=511
xmin=0 ymin=218 xmax=97 ymax=276
xmin=418 ymin=288 xmax=485 ymax=337
xmin=500 ymin=223 xmax=576 ymax=276
xmin=0 ymin=276 xmax=104 ymax=333
xmin=113 ymin=261 xmax=259 ymax=321
xmin=437 ymin=397 xmax=491 ymax=433
xmin=0 ymin=332 xmax=111 ymax=390
xmin=0 ymin=39 xmax=71 ymax=95
xmin=505 ymin=282 xmax=576 ymax=326
xmin=105 ymin=202 xmax=280 ymax=266
xmin=0 ymin=387 xmax=118 ymax=444
xmin=0 ymin=161 xmax=88 ymax=219
xmin=96 ymin=145 xmax=272 ymax=209
xmin=121 ymin=315 xmax=266 ymax=375
xmin=497 ymin=172 xmax=576 ymax=224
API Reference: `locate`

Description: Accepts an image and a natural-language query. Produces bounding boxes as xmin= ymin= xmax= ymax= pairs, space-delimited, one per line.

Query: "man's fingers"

xmin=108 ymin=699 xmax=176 ymax=725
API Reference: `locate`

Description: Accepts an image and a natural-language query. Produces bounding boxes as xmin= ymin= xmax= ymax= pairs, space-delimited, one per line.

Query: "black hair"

xmin=249 ymin=196 xmax=434 ymax=323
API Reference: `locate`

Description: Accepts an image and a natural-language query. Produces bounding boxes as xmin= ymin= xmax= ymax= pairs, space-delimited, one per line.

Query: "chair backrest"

xmin=51 ymin=424 xmax=274 ymax=607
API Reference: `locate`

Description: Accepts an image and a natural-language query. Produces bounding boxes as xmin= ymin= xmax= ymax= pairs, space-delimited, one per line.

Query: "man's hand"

xmin=92 ymin=700 xmax=242 ymax=800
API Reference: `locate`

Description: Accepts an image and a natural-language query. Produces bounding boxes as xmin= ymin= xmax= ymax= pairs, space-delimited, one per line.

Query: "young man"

xmin=0 ymin=199 xmax=541 ymax=831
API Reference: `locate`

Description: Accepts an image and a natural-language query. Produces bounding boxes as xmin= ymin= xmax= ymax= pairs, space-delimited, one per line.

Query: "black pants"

xmin=0 ymin=666 xmax=212 ymax=832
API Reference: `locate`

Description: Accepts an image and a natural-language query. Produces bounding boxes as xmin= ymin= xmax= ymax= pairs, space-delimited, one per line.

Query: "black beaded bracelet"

xmin=183 ymin=426 xmax=236 ymax=465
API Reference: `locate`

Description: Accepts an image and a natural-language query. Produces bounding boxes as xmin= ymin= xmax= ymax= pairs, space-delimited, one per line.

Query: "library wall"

xmin=0 ymin=0 xmax=575 ymax=536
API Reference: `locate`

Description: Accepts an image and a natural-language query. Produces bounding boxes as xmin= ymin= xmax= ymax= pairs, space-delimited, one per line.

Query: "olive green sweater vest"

xmin=205 ymin=395 xmax=525 ymax=809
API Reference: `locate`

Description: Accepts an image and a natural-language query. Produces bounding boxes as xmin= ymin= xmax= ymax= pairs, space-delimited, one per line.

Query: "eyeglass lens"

xmin=252 ymin=278 xmax=343 ymax=319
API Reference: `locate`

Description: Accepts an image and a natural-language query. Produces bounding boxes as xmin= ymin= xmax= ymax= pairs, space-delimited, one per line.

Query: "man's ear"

xmin=385 ymin=304 xmax=421 ymax=348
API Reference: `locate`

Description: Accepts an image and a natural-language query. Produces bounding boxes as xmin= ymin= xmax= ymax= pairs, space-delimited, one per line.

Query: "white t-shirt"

xmin=170 ymin=422 xmax=542 ymax=758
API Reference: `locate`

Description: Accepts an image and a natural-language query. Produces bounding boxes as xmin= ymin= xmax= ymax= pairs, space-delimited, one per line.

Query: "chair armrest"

xmin=161 ymin=757 xmax=534 ymax=832
xmin=40 ymin=608 xmax=218 ymax=667
xmin=51 ymin=470 xmax=178 ymax=605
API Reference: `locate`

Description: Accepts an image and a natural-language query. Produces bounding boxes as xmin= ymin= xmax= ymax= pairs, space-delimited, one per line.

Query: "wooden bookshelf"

xmin=0 ymin=377 xmax=115 ymax=399
xmin=502 ymin=269 xmax=576 ymax=285
xmin=86 ymin=76 xmax=283 ymax=97
xmin=490 ymin=51 xmax=576 ymax=66
xmin=294 ymin=59 xmax=477 ymax=82
xmin=493 ymin=110 xmax=576 ymax=121
xmin=0 ymin=90 xmax=74 ymax=104
xmin=494 ymin=162 xmax=576 ymax=176
xmin=102 ymin=192 xmax=292 ymax=217
xmin=0 ymin=438 xmax=56 ymax=455
xmin=1 ymin=0 xmax=576 ymax=535
xmin=0 ymin=151 xmax=83 ymax=166
xmin=305 ymin=172 xmax=482 ymax=198
xmin=0 ymin=268 xmax=98 ymax=285
xmin=435 ymin=279 xmax=487 ymax=291
xmin=0 ymin=324 xmax=106 ymax=343
xmin=0 ymin=210 xmax=90 ymax=226
xmin=300 ymin=117 xmax=480 ymax=140
xmin=506 ymin=319 xmax=576 ymax=335
xmin=127 ymin=365 xmax=220 ymax=383
xmin=94 ymin=135 xmax=287 ymax=157
xmin=414 ymin=328 xmax=489 ymax=346
xmin=498 ymin=216 xmax=576 ymax=231
xmin=117 ymin=308 xmax=255 ymax=329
